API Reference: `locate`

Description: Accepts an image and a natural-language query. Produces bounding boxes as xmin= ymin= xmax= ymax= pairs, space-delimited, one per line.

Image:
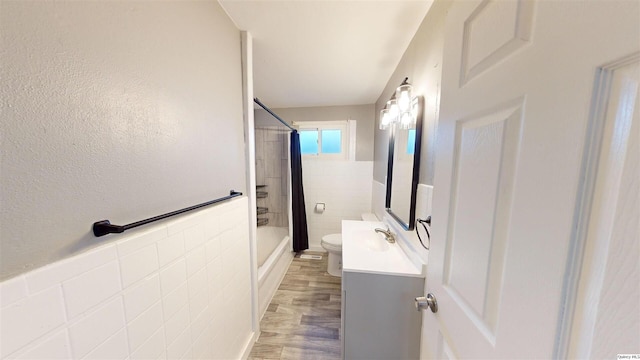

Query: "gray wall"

xmin=255 ymin=104 xmax=375 ymax=161
xmin=373 ymin=1 xmax=451 ymax=185
xmin=0 ymin=1 xmax=245 ymax=280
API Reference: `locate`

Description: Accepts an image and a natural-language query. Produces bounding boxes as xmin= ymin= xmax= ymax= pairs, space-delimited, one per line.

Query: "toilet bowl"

xmin=321 ymin=213 xmax=378 ymax=277
xmin=321 ymin=234 xmax=343 ymax=276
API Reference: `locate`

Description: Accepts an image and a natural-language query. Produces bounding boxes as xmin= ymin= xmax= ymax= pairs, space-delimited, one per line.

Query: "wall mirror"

xmin=385 ymin=95 xmax=423 ymax=230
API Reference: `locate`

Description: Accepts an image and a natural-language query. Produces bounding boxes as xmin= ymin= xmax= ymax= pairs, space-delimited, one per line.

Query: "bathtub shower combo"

xmin=254 ymin=125 xmax=293 ymax=316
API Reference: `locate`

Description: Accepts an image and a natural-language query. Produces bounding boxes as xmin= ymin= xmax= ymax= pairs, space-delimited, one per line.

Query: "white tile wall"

xmin=192 ymin=326 xmax=213 ymax=359
xmin=7 ymin=330 xmax=71 ymax=360
xmin=0 ymin=277 xmax=28 ymax=307
xmin=123 ymin=275 xmax=161 ymax=322
xmin=186 ymin=249 xmax=207 ymax=277
xmin=62 ymin=260 xmax=121 ymax=319
xmin=373 ymin=179 xmax=431 ymax=264
xmin=127 ymin=302 xmax=163 ymax=352
xmin=372 ymin=179 xmax=387 ymax=221
xmin=25 ymin=246 xmax=118 ymax=294
xmin=119 ymin=244 xmax=159 ymax=288
xmin=83 ymin=328 xmax=128 ymax=360
xmin=302 ymin=160 xmax=374 ymax=250
xmin=166 ymin=327 xmax=191 ymax=360
xmin=0 ymin=286 xmax=67 ymax=357
xmin=130 ymin=327 xmax=165 ymax=360
xmin=0 ymin=197 xmax=254 ymax=360
xmin=160 ymin=260 xmax=187 ymax=296
xmin=68 ymin=298 xmax=125 ymax=358
xmin=163 ymin=283 xmax=189 ymax=320
xmin=157 ymin=233 xmax=185 ymax=268
xmin=164 ymin=304 xmax=190 ymax=346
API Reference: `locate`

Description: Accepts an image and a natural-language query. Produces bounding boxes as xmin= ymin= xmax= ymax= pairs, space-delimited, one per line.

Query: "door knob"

xmin=415 ymin=293 xmax=438 ymax=313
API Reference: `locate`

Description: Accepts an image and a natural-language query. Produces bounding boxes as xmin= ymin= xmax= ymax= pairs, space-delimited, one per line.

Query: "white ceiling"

xmin=219 ymin=0 xmax=433 ymax=109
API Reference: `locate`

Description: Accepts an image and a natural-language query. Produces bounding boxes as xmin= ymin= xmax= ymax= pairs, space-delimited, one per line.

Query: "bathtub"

xmin=256 ymin=226 xmax=293 ymax=318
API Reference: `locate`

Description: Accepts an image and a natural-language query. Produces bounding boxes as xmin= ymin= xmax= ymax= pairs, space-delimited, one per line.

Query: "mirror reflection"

xmin=386 ymin=96 xmax=423 ymax=230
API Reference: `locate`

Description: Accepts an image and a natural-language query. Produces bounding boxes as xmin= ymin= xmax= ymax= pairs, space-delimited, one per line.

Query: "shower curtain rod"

xmin=253 ymin=98 xmax=296 ymax=131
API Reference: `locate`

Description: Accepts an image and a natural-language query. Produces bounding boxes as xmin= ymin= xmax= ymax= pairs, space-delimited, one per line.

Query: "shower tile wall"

xmin=255 ymin=127 xmax=289 ymax=228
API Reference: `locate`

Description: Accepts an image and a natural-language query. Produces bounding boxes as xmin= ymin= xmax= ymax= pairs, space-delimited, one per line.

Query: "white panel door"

xmin=422 ymin=0 xmax=639 ymax=358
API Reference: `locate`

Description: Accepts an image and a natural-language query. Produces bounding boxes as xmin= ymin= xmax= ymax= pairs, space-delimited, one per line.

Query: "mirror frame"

xmin=385 ymin=95 xmax=423 ymax=230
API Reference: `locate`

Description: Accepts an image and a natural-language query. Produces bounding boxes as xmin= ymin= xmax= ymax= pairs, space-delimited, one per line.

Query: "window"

xmin=406 ymin=129 xmax=416 ymax=155
xmin=321 ymin=129 xmax=342 ymax=154
xmin=299 ymin=130 xmax=319 ymax=154
xmin=296 ymin=120 xmax=354 ymax=160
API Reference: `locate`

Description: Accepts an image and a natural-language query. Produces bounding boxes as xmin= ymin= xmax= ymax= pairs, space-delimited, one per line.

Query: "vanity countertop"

xmin=341 ymin=220 xmax=424 ymax=277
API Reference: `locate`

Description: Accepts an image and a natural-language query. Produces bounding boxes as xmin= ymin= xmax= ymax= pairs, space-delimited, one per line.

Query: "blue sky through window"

xmin=321 ymin=129 xmax=341 ymax=154
xmin=407 ymin=129 xmax=416 ymax=155
xmin=300 ymin=130 xmax=318 ymax=154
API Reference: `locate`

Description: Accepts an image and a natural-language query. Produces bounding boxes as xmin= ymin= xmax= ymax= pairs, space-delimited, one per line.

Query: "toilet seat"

xmin=321 ymin=234 xmax=342 ymax=252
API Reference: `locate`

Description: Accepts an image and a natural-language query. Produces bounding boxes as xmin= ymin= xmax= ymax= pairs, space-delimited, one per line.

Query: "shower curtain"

xmin=290 ymin=130 xmax=309 ymax=252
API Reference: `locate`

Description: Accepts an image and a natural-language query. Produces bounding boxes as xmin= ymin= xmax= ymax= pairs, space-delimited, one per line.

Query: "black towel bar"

xmin=92 ymin=190 xmax=242 ymax=237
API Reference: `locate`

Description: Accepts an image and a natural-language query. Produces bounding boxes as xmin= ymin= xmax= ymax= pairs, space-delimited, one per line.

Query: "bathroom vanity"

xmin=341 ymin=220 xmax=425 ymax=360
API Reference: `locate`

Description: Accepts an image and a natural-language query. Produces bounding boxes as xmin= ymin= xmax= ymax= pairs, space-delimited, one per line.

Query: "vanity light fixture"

xmin=396 ymin=78 xmax=413 ymax=113
xmin=399 ymin=111 xmax=414 ymax=129
xmin=379 ymin=77 xmax=416 ymax=130
xmin=380 ymin=108 xmax=391 ymax=129
xmin=387 ymin=93 xmax=399 ymax=120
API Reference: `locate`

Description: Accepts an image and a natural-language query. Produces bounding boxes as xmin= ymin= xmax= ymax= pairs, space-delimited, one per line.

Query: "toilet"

xmin=321 ymin=213 xmax=379 ymax=277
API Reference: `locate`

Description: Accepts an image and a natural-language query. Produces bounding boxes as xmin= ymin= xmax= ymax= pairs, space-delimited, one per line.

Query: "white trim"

xmin=348 ymin=119 xmax=357 ymax=161
xmin=240 ymin=31 xmax=260 ymax=337
xmin=240 ymin=331 xmax=259 ymax=360
xmin=306 ymin=245 xmax=326 ymax=252
xmin=556 ymin=52 xmax=640 ymax=358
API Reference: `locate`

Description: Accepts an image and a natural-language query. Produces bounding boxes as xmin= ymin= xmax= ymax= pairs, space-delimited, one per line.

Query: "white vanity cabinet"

xmin=340 ymin=220 xmax=425 ymax=360
xmin=342 ymin=271 xmax=424 ymax=359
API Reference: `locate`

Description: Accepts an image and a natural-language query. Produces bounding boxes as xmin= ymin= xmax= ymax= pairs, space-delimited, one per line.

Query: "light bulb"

xmin=379 ymin=108 xmax=390 ymax=130
xmin=397 ymin=83 xmax=412 ymax=112
xmin=387 ymin=99 xmax=399 ymax=120
xmin=400 ymin=111 xmax=413 ymax=129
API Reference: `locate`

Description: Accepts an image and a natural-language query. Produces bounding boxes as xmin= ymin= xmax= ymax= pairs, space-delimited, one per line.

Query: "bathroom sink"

xmin=342 ymin=220 xmax=424 ymax=277
xmin=341 ymin=221 xmax=425 ymax=360
xmin=367 ymin=233 xmax=391 ymax=252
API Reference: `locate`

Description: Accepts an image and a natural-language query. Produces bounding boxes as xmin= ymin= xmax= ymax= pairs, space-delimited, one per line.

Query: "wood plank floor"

xmin=248 ymin=252 xmax=342 ymax=360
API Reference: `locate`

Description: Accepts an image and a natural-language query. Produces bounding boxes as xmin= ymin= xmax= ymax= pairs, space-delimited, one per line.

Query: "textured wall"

xmin=0 ymin=1 xmax=245 ymax=280
xmin=254 ymin=104 xmax=375 ymax=161
xmin=373 ymin=1 xmax=451 ymax=185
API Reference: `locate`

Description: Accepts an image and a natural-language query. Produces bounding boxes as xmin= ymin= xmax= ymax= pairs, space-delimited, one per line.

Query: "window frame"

xmin=295 ymin=120 xmax=352 ymax=160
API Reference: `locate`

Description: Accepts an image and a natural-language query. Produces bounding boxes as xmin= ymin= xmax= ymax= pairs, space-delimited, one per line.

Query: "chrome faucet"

xmin=374 ymin=227 xmax=396 ymax=243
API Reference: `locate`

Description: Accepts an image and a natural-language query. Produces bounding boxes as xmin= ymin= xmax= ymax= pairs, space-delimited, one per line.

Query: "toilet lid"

xmin=322 ymin=234 xmax=342 ymax=246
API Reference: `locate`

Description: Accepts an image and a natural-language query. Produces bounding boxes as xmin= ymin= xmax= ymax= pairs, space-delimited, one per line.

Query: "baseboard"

xmin=306 ymin=245 xmax=326 ymax=252
xmin=240 ymin=330 xmax=260 ymax=360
